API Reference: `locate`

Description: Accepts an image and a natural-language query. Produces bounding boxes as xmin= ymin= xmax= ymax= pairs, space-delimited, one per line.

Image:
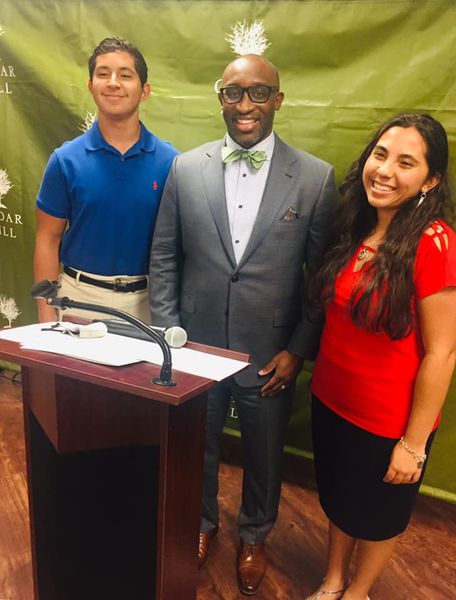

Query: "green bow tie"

xmin=221 ymin=146 xmax=268 ymax=170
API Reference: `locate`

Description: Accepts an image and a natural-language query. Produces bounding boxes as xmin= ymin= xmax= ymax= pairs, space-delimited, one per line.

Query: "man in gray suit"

xmin=149 ymin=54 xmax=337 ymax=595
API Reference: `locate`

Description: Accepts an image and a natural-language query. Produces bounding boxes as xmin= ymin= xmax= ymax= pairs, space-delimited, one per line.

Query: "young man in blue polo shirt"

xmin=34 ymin=37 xmax=178 ymax=323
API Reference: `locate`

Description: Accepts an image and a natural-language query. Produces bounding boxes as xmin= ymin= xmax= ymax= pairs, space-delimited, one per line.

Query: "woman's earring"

xmin=417 ymin=191 xmax=427 ymax=207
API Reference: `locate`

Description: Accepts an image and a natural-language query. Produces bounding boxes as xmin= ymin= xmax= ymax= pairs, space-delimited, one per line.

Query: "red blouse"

xmin=311 ymin=220 xmax=456 ymax=438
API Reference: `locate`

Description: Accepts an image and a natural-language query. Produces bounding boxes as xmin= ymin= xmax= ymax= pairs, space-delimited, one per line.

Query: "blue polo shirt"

xmin=37 ymin=120 xmax=178 ymax=275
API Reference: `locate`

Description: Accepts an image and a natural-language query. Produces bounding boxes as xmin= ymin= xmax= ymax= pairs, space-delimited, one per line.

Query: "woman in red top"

xmin=306 ymin=114 xmax=456 ymax=600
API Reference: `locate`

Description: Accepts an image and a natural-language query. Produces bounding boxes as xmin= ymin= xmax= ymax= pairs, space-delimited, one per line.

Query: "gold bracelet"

xmin=398 ymin=437 xmax=427 ymax=469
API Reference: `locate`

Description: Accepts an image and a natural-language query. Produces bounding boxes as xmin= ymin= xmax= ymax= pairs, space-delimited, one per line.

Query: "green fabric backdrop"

xmin=0 ymin=0 xmax=455 ymax=501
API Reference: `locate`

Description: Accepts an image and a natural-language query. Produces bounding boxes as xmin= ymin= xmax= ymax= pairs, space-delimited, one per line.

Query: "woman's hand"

xmin=383 ymin=441 xmax=425 ymax=485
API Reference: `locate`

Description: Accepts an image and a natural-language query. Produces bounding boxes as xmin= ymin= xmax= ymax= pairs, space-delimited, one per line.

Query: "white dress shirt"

xmin=223 ymin=132 xmax=275 ymax=264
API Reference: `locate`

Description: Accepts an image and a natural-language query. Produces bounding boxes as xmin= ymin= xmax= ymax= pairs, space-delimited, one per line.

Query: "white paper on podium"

xmin=0 ymin=323 xmax=249 ymax=381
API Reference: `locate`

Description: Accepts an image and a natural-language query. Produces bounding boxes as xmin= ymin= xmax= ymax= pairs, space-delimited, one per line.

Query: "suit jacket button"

xmin=231 ymin=273 xmax=239 ymax=282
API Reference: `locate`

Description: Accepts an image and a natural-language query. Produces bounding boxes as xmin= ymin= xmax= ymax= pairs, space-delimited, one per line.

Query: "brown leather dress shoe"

xmin=198 ymin=527 xmax=218 ymax=569
xmin=237 ymin=541 xmax=267 ymax=595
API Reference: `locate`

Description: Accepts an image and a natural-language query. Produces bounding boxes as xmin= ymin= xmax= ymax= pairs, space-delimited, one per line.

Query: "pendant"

xmin=357 ymin=247 xmax=368 ymax=261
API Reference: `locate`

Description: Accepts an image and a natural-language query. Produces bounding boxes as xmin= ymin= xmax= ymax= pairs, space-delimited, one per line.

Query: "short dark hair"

xmin=88 ymin=37 xmax=148 ymax=86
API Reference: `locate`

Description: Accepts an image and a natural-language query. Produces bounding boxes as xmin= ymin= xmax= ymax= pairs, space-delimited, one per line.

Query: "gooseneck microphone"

xmin=31 ymin=279 xmax=177 ymax=387
xmin=96 ymin=319 xmax=187 ymax=349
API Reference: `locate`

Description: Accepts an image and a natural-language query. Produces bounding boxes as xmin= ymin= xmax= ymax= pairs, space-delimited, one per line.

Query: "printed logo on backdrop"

xmin=80 ymin=111 xmax=96 ymax=133
xmin=0 ymin=168 xmax=22 ymax=239
xmin=0 ymin=168 xmax=12 ymax=208
xmin=0 ymin=294 xmax=21 ymax=327
xmin=228 ymin=399 xmax=238 ymax=420
xmin=0 ymin=25 xmax=16 ymax=95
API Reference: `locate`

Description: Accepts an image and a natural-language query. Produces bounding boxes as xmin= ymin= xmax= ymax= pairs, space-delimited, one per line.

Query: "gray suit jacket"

xmin=149 ymin=134 xmax=338 ymax=386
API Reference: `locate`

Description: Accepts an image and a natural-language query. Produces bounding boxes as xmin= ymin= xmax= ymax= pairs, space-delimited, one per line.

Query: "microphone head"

xmin=164 ymin=326 xmax=187 ymax=348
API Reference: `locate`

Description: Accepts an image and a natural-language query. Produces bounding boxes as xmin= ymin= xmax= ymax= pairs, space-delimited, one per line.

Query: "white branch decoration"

xmin=0 ymin=169 xmax=13 ymax=209
xmin=0 ymin=295 xmax=21 ymax=327
xmin=79 ymin=111 xmax=96 ymax=133
xmin=0 ymin=25 xmax=5 ymax=37
xmin=225 ymin=20 xmax=270 ymax=56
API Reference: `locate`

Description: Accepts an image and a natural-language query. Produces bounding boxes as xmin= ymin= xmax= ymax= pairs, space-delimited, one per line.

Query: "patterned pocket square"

xmin=281 ymin=207 xmax=299 ymax=221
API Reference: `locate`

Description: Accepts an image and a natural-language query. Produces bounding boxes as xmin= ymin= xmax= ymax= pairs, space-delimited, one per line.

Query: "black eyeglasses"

xmin=219 ymin=85 xmax=278 ymax=104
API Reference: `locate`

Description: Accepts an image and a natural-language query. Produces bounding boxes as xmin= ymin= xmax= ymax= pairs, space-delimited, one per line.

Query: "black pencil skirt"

xmin=311 ymin=395 xmax=435 ymax=541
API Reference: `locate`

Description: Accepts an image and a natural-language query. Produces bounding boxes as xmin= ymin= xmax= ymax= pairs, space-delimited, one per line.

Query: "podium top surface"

xmin=0 ymin=336 xmax=249 ymax=406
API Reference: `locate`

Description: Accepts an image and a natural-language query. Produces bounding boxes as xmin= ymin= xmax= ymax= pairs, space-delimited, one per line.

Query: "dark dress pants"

xmin=200 ymin=377 xmax=294 ymax=544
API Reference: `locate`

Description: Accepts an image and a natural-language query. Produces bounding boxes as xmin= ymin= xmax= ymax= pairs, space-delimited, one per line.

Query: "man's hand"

xmin=258 ymin=350 xmax=303 ymax=397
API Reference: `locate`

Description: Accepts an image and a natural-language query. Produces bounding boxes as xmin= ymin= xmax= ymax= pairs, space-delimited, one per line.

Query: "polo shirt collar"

xmin=84 ymin=119 xmax=156 ymax=155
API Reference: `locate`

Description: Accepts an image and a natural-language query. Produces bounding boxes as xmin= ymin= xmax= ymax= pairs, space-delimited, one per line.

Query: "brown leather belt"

xmin=63 ymin=266 xmax=148 ymax=293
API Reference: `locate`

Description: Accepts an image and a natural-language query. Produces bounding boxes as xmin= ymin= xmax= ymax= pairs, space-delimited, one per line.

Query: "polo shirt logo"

xmin=153 ymin=181 xmax=158 ymax=191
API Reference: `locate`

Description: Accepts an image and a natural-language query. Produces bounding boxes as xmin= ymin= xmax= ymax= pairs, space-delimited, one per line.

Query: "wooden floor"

xmin=1 ymin=371 xmax=455 ymax=600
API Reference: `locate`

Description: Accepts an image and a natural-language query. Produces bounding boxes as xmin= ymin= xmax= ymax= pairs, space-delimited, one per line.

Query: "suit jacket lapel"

xmin=237 ymin=135 xmax=297 ymax=269
xmin=201 ymin=140 xmax=236 ymax=267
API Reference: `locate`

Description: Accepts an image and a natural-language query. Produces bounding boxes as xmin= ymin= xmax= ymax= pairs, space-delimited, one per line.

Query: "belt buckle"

xmin=113 ymin=277 xmax=130 ymax=291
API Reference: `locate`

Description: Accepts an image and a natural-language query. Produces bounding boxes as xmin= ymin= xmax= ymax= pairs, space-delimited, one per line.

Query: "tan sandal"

xmin=305 ymin=579 xmax=346 ymax=600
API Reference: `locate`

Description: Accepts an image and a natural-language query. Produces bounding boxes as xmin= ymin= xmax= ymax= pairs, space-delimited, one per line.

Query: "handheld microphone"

xmin=78 ymin=322 xmax=109 ymax=338
xmin=42 ymin=321 xmax=108 ymax=339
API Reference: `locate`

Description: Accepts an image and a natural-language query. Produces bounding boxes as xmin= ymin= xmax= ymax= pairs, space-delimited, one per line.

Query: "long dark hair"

xmin=311 ymin=113 xmax=454 ymax=339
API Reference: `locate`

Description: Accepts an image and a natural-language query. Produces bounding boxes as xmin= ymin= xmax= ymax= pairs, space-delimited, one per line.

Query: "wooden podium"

xmin=0 ymin=335 xmax=247 ymax=600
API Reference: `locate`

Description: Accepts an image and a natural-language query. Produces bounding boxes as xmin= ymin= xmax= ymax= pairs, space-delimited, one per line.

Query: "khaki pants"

xmin=56 ymin=270 xmax=151 ymax=324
